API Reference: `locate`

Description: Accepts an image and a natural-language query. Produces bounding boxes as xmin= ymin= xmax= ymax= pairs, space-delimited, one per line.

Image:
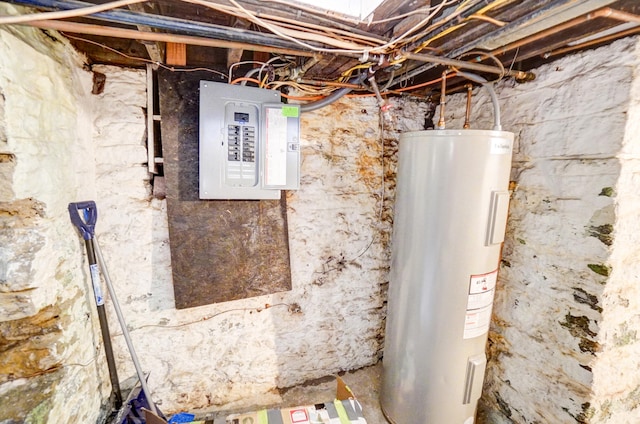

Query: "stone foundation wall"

xmin=0 ymin=9 xmax=108 ymax=423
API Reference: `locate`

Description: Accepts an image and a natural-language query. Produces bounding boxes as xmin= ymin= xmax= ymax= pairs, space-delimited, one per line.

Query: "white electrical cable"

xmin=228 ymin=60 xmax=269 ymax=83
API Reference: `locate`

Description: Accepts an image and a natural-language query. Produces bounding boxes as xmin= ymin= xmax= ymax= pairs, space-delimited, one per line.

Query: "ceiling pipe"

xmin=297 ymin=79 xmax=362 ymax=89
xmin=6 ymin=0 xmax=322 ymax=52
xmin=401 ymin=51 xmax=532 ymax=80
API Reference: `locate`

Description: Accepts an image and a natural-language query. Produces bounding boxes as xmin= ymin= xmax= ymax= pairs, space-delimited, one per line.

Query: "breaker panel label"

xmin=464 ymin=269 xmax=498 ymax=339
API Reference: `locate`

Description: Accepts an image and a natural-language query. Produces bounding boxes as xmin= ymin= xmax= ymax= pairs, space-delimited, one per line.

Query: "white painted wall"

xmin=443 ymin=36 xmax=640 ymax=423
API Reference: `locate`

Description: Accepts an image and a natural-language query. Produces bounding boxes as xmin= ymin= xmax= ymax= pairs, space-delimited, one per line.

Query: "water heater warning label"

xmin=464 ymin=269 xmax=498 ymax=339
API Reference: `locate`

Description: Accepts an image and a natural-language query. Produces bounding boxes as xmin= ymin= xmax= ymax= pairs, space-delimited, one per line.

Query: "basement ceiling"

xmin=3 ymin=0 xmax=640 ymax=96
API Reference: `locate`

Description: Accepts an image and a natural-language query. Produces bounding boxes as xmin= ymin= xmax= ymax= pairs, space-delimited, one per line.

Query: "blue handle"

xmin=68 ymin=201 xmax=98 ymax=240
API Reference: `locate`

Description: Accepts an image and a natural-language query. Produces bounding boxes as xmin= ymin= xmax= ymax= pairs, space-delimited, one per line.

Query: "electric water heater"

xmin=380 ymin=129 xmax=514 ymax=424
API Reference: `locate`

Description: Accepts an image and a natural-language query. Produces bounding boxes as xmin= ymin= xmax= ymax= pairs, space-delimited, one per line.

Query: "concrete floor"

xmin=196 ymin=361 xmax=388 ymax=423
xmin=277 ymin=362 xmax=387 ymax=424
xmin=189 ymin=362 xmax=495 ymax=424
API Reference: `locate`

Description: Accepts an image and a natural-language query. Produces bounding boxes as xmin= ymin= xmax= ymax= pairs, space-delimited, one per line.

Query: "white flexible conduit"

xmin=456 ymin=71 xmax=502 ymax=131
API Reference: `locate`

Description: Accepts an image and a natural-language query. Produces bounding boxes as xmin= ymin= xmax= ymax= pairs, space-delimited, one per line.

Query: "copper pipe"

xmin=463 ymin=84 xmax=473 ymax=129
xmin=437 ymin=71 xmax=447 ymax=130
xmin=493 ymin=7 xmax=640 ymax=57
xmin=544 ymin=25 xmax=640 ymax=58
xmin=21 ymin=19 xmax=316 ymax=57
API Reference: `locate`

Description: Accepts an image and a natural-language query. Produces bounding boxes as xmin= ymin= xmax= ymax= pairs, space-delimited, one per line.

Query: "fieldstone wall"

xmin=443 ymin=36 xmax=640 ymax=423
xmin=589 ymin=43 xmax=640 ymax=423
xmin=0 ymin=8 xmax=109 ymax=424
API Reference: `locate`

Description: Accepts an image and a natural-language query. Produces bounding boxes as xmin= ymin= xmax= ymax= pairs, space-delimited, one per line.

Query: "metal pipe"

xmin=10 ymin=0 xmax=518 ymax=80
xmin=436 ymin=71 xmax=447 ymax=129
xmin=21 ymin=19 xmax=316 ymax=57
xmin=368 ymin=74 xmax=385 ymax=106
xmin=20 ymin=19 xmax=515 ymax=82
xmin=486 ymin=7 xmax=640 ymax=65
xmin=274 ymin=55 xmax=320 ymax=79
xmin=457 ymin=71 xmax=502 ymax=131
xmin=7 ymin=0 xmax=321 ymax=52
xmin=401 ymin=51 xmax=530 ymax=80
xmin=93 ymin=237 xmax=158 ymax=415
xmin=294 ymin=55 xmax=320 ymax=78
xmin=463 ymin=84 xmax=472 ymax=129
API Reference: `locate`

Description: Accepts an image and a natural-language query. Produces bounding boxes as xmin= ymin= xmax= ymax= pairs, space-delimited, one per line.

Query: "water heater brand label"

xmin=464 ymin=269 xmax=498 ymax=339
xmin=490 ymin=139 xmax=512 ymax=155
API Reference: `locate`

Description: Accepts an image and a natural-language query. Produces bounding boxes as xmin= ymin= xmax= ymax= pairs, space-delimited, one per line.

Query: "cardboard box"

xmin=144 ymin=377 xmax=367 ymax=424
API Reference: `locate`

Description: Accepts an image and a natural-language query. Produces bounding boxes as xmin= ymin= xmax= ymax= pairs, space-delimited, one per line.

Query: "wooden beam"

xmin=227 ymin=17 xmax=252 ymax=68
xmin=393 ymin=12 xmax=435 ymax=38
xmin=127 ymin=2 xmax=164 ymax=63
xmin=253 ymin=51 xmax=270 ymax=63
xmin=226 ymin=48 xmax=244 ymax=68
xmin=361 ymin=0 xmax=429 ymax=35
xmin=146 ymin=64 xmax=157 ymax=174
xmin=166 ymin=42 xmax=187 ymax=66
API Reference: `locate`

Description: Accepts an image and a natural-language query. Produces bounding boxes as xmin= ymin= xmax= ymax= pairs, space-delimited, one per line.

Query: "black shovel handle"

xmin=68 ymin=201 xmax=97 ymax=240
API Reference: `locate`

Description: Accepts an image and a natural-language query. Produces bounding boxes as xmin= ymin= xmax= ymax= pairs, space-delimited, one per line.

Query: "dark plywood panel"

xmin=158 ymin=69 xmax=292 ymax=309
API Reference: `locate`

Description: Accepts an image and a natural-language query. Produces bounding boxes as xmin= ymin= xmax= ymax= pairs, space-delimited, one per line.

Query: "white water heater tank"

xmin=380 ymin=129 xmax=514 ymax=424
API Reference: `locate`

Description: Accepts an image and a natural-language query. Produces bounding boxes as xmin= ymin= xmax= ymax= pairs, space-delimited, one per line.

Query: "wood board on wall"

xmin=158 ymin=69 xmax=292 ymax=309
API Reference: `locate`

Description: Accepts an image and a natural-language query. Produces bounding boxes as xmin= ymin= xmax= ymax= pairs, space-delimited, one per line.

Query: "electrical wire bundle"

xmin=0 ymin=0 xmax=520 ymax=104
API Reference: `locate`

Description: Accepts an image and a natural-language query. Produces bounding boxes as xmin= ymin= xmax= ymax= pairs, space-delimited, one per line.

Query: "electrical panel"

xmin=199 ymin=81 xmax=301 ymax=200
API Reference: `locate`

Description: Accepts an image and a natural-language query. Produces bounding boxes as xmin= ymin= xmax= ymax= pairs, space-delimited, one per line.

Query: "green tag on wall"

xmin=282 ymin=106 xmax=299 ymax=117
